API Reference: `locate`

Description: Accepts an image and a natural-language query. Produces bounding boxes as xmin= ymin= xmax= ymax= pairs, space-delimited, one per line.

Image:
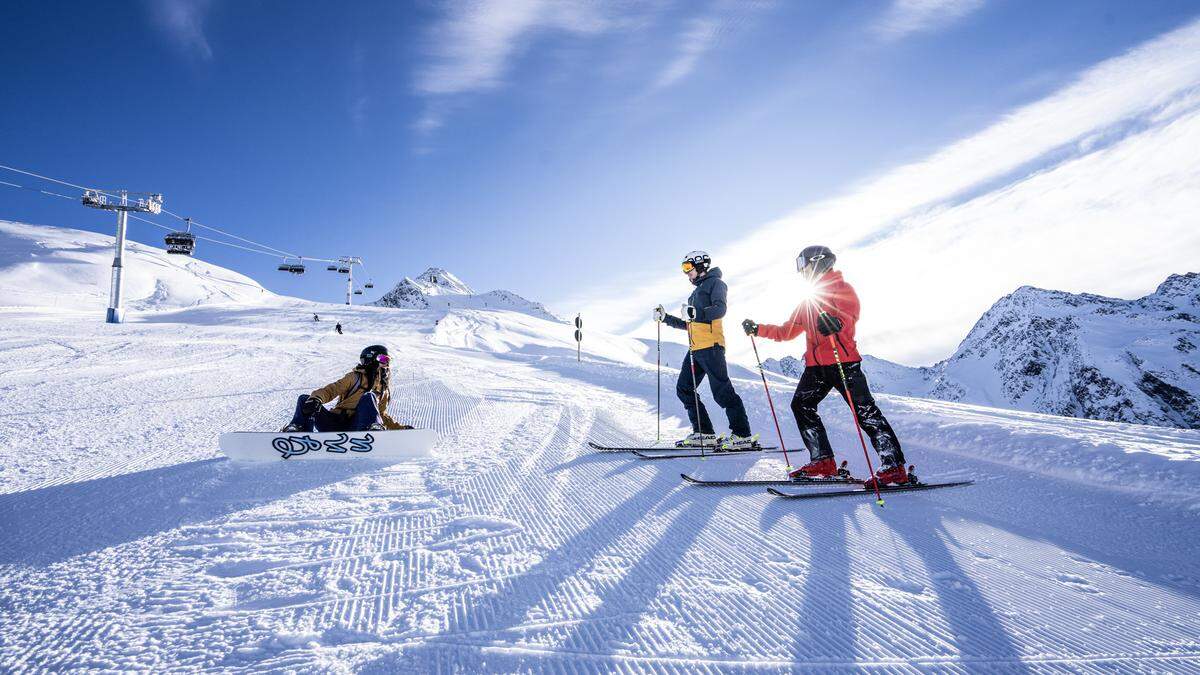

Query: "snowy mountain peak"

xmin=1143 ymin=272 xmax=1200 ymax=309
xmin=373 ymin=268 xmax=561 ymax=322
xmin=412 ymin=268 xmax=473 ymax=295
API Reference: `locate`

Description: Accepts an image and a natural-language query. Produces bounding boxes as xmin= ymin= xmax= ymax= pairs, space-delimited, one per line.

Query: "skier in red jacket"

xmin=742 ymin=245 xmax=907 ymax=488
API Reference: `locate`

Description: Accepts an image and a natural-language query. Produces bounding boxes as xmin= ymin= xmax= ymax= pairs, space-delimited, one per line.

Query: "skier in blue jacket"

xmin=656 ymin=251 xmax=756 ymax=450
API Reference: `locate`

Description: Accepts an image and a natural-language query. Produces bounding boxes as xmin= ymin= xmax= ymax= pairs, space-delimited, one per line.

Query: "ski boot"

xmin=676 ymin=432 xmax=718 ymax=448
xmin=280 ymin=423 xmax=303 ymax=433
xmin=860 ymin=463 xmax=913 ymax=491
xmin=788 ymin=456 xmax=841 ymax=480
xmin=716 ymin=434 xmax=759 ymax=452
xmin=367 ymin=423 xmax=386 ymax=431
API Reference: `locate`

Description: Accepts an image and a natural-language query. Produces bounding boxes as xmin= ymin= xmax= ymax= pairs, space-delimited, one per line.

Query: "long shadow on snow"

xmin=384 ymin=451 xmax=689 ymax=669
xmin=761 ymin=500 xmax=858 ymax=667
xmin=906 ymin=450 xmax=1200 ymax=601
xmin=0 ymin=458 xmax=379 ymax=566
xmin=878 ymin=506 xmax=1030 ymax=670
xmin=537 ymin=476 xmax=732 ymax=659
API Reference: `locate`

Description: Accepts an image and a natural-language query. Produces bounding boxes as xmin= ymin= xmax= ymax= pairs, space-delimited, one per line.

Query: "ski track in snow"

xmin=1 ymin=304 xmax=1200 ymax=673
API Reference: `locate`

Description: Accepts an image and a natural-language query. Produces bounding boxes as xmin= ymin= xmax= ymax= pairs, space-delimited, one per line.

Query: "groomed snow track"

xmin=1 ymin=305 xmax=1199 ymax=672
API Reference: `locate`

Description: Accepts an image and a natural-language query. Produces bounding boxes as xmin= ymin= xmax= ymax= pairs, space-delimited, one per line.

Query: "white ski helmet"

xmin=681 ymin=251 xmax=711 ymax=274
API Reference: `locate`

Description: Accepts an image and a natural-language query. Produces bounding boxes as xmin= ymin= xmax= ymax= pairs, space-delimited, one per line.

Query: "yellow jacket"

xmin=311 ymin=367 xmax=406 ymax=429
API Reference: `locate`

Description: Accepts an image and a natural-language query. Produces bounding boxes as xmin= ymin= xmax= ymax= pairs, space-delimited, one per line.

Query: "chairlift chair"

xmin=353 ymin=289 xmax=363 ymax=296
xmin=164 ymin=231 xmax=196 ymax=255
xmin=327 ymin=265 xmax=338 ymax=272
xmin=337 ymin=266 xmax=351 ymax=274
xmin=364 ymin=280 xmax=374 ymax=289
xmin=164 ymin=217 xmax=196 ymax=255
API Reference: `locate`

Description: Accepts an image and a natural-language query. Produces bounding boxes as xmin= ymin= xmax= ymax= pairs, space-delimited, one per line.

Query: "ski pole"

xmin=749 ymin=334 xmax=793 ymax=473
xmin=686 ymin=319 xmax=705 ymax=457
xmin=656 ymin=316 xmax=662 ymax=444
xmin=822 ymin=312 xmax=883 ymax=507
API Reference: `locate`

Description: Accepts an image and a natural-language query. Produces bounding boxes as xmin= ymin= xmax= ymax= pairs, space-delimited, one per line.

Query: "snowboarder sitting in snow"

xmin=280 ymin=345 xmax=410 ymax=433
xmin=656 ymin=251 xmax=756 ymax=451
xmin=742 ymin=246 xmax=906 ymax=488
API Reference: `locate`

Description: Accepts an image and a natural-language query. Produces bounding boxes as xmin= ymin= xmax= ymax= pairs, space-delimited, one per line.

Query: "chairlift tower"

xmin=328 ymin=256 xmax=364 ymax=306
xmin=81 ymin=189 xmax=163 ymax=323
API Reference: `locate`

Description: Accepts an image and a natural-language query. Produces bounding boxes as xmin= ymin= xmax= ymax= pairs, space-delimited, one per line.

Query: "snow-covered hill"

xmin=0 ymin=220 xmax=274 ymax=311
xmin=2 ymin=222 xmax=1199 ymax=671
xmin=374 ymin=267 xmax=560 ymax=322
xmin=765 ymin=273 xmax=1200 ymax=430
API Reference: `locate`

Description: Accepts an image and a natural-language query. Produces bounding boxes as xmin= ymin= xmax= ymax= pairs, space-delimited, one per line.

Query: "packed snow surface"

xmin=2 ymin=223 xmax=1199 ymax=672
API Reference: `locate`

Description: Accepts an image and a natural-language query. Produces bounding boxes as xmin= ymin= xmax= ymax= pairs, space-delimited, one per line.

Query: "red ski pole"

xmin=822 ymin=313 xmax=884 ymax=507
xmin=749 ymin=334 xmax=793 ymax=473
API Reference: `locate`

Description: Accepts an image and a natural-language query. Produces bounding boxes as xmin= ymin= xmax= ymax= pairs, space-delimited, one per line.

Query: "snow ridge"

xmin=374 ymin=267 xmax=560 ymax=322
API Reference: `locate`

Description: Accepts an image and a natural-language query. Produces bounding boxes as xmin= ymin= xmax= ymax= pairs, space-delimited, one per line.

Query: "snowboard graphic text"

xmin=272 ymin=432 xmax=376 ymax=459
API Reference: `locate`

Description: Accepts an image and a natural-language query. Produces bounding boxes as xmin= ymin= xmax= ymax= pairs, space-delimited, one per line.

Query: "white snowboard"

xmin=219 ymin=428 xmax=439 ymax=463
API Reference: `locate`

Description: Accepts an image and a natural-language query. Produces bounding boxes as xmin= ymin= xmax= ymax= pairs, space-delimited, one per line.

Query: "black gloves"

xmin=301 ymin=396 xmax=324 ymax=417
xmin=742 ymin=319 xmax=758 ymax=336
xmin=817 ymin=313 xmax=843 ymax=336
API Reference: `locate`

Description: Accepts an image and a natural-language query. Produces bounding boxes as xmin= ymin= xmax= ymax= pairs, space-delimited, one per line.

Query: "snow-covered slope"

xmin=375 ymin=267 xmax=560 ymax=322
xmin=2 ymin=225 xmax=1199 ymax=671
xmin=765 ymin=273 xmax=1200 ymax=430
xmin=0 ymin=220 xmax=274 ymax=311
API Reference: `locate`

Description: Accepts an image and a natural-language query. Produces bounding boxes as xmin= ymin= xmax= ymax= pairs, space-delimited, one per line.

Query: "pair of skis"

xmin=588 ymin=442 xmax=972 ymax=501
xmin=684 ymin=471 xmax=973 ymax=500
xmin=587 ymin=440 xmax=780 ymax=460
xmin=682 ymin=461 xmax=972 ymax=501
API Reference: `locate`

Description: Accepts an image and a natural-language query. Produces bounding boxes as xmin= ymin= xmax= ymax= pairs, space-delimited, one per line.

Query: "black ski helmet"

xmin=681 ymin=250 xmax=711 ymax=275
xmin=796 ymin=245 xmax=835 ymax=280
xmin=360 ymin=344 xmax=389 ymax=367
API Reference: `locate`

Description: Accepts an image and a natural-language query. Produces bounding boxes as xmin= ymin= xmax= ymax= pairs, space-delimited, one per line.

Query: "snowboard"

xmin=219 ymin=429 xmax=439 ymax=462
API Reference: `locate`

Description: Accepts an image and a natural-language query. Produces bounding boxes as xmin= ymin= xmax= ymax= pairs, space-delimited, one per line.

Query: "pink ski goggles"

xmin=375 ymin=354 xmax=390 ymax=365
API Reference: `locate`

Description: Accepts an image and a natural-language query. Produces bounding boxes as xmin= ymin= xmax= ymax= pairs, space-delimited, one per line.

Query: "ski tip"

xmin=680 ymin=473 xmax=697 ymax=483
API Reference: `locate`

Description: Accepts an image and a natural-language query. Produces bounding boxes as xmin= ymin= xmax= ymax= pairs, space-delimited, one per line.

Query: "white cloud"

xmin=146 ymin=0 xmax=214 ymax=61
xmin=653 ymin=16 xmax=723 ymax=89
xmin=874 ymin=0 xmax=985 ymax=40
xmin=415 ymin=0 xmax=611 ymax=97
xmin=411 ymin=0 xmax=615 ymax=137
xmin=566 ymin=18 xmax=1200 ymax=366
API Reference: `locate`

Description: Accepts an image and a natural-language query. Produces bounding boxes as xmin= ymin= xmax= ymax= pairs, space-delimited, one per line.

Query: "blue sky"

xmin=2 ymin=1 xmax=1199 ymax=363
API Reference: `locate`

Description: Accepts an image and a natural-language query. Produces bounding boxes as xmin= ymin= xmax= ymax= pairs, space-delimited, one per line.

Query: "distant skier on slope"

xmin=335 ymin=322 xmax=343 ymax=334
xmin=742 ymin=245 xmax=907 ymax=488
xmin=280 ymin=345 xmax=410 ymax=432
xmin=656 ymin=251 xmax=756 ymax=450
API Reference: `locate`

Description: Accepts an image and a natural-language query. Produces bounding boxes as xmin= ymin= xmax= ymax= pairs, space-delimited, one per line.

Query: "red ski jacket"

xmin=756 ymin=270 xmax=862 ymax=366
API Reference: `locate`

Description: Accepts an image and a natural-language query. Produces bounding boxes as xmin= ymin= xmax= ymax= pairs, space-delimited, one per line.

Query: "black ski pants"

xmin=791 ymin=361 xmax=904 ymax=466
xmin=677 ymin=345 xmax=752 ymax=437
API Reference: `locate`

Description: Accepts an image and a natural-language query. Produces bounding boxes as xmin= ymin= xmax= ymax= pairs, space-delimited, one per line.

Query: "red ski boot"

xmin=860 ymin=463 xmax=911 ymax=491
xmin=788 ymin=456 xmax=839 ymax=480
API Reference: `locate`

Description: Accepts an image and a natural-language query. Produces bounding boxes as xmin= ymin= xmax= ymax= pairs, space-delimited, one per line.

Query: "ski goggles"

xmin=362 ymin=353 xmax=390 ymax=365
xmin=681 ymin=261 xmax=696 ymax=273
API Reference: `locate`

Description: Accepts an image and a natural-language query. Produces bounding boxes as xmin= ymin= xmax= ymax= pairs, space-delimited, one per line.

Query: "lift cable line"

xmin=0 ymin=162 xmax=376 ymax=316
xmin=0 ymin=163 xmax=342 ymax=264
